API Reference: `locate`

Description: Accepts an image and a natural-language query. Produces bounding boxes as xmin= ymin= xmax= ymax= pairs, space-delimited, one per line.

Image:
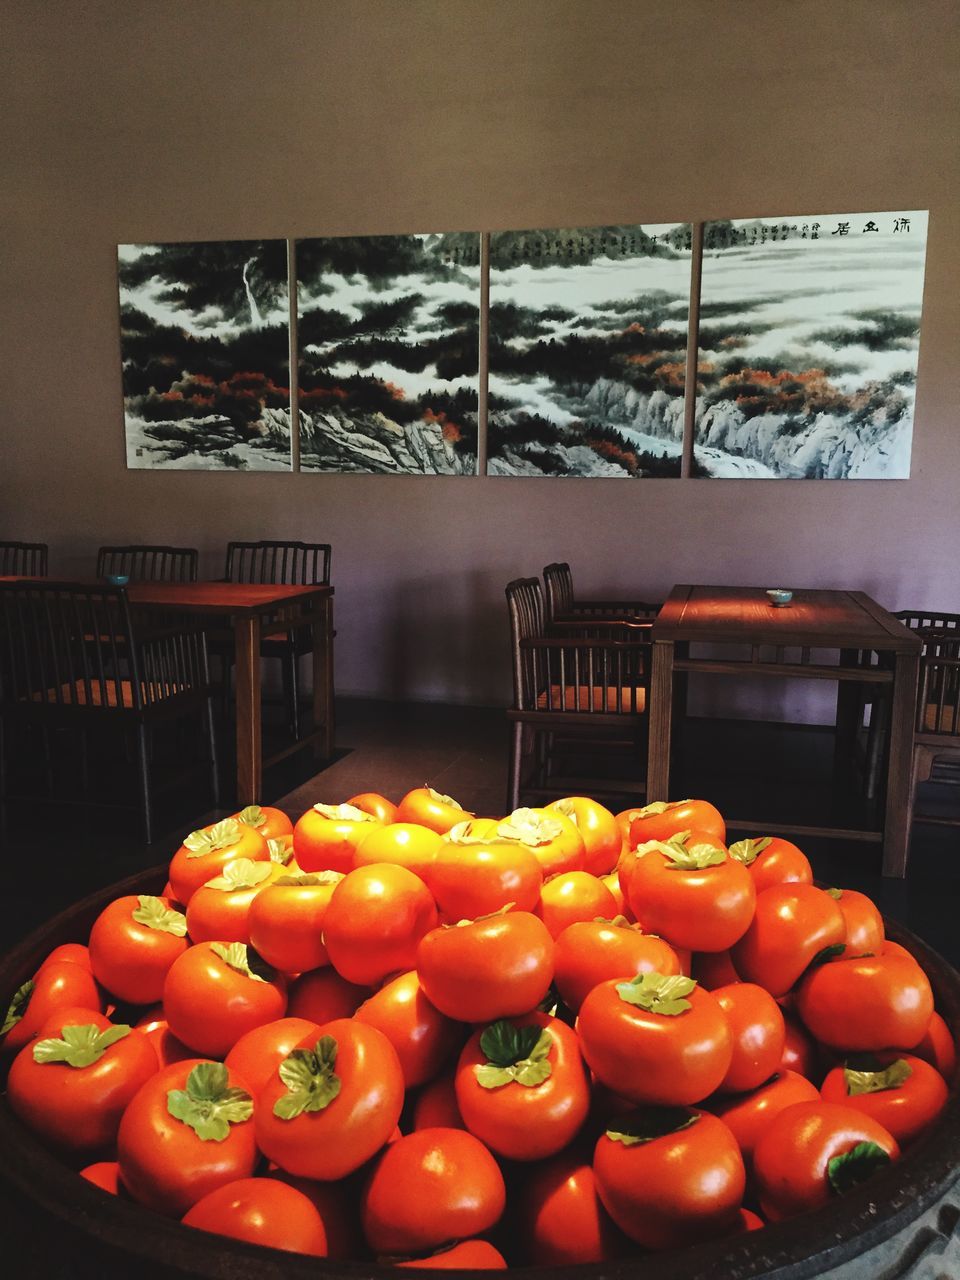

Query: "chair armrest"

xmin=550 ymin=618 xmax=653 ymax=639
xmin=564 ymin=599 xmax=661 ymax=619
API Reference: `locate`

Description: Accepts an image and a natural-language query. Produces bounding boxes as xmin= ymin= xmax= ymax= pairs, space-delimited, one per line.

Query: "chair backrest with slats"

xmin=0 ymin=582 xmax=209 ymax=716
xmin=0 ymin=582 xmax=136 ymax=713
xmin=896 ymin=609 xmax=960 ymax=635
xmin=225 ymin=541 xmax=331 ymax=586
xmin=506 ymin=577 xmax=546 ymax=710
xmin=0 ymin=541 xmax=48 ymax=577
xmin=543 ymin=563 xmax=575 ymax=623
xmin=918 ymin=653 xmax=960 ymax=738
xmin=96 ymin=545 xmax=198 ymax=583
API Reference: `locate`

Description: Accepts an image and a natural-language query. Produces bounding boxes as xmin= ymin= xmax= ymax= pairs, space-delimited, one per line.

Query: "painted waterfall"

xmin=119 ymin=240 xmax=292 ymax=470
xmin=296 ymin=234 xmax=480 ymax=474
xmin=694 ymin=212 xmax=929 ymax=478
xmin=487 ymin=224 xmax=693 ymax=478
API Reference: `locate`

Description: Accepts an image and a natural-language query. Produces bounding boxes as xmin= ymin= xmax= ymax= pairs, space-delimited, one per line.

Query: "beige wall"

xmin=2 ymin=0 xmax=958 ymax=708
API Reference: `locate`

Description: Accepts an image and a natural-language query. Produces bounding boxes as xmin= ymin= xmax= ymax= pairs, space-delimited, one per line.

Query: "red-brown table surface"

xmin=647 ymin=586 xmax=921 ymax=876
xmin=125 ymin=581 xmax=335 ymax=806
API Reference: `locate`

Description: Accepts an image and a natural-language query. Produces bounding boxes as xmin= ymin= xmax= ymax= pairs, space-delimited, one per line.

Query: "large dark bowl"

xmin=1 ymin=866 xmax=959 ymax=1279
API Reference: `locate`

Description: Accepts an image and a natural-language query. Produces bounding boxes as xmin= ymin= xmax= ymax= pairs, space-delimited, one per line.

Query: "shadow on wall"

xmin=386 ymin=568 xmax=511 ymax=706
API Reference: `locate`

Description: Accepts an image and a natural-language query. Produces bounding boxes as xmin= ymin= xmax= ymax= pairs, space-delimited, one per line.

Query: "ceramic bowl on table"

xmin=765 ymin=588 xmax=793 ymax=607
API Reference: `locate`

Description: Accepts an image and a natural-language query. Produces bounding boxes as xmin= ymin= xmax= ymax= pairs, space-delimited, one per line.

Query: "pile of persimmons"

xmin=1 ymin=790 xmax=955 ymax=1268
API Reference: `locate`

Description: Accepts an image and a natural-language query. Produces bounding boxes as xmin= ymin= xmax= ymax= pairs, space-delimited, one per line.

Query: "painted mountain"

xmin=296 ymin=234 xmax=480 ymax=474
xmin=694 ymin=212 xmax=929 ymax=478
xmin=119 ymin=240 xmax=292 ymax=470
xmin=486 ymin=224 xmax=692 ymax=478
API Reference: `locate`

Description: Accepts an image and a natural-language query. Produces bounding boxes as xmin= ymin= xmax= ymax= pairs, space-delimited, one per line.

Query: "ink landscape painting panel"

xmin=695 ymin=211 xmax=928 ymax=478
xmin=296 ymin=233 xmax=480 ymax=475
xmin=487 ymin=224 xmax=693 ymax=478
xmin=119 ymin=240 xmax=292 ymax=470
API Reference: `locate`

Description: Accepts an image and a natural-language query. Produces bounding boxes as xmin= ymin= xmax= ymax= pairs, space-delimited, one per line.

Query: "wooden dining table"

xmin=646 ymin=585 xmax=922 ymax=877
xmin=126 ymin=580 xmax=335 ymax=805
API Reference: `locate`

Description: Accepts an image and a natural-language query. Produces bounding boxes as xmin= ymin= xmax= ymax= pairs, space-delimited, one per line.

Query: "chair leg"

xmin=864 ymin=693 xmax=890 ymax=802
xmin=0 ymin=716 xmax=6 ymax=844
xmin=285 ymin=650 xmax=300 ymax=740
xmin=221 ymin=658 xmax=233 ymax=724
xmin=508 ymin=722 xmax=524 ymax=812
xmin=905 ymin=745 xmax=935 ymax=838
xmin=205 ymin=697 xmax=220 ymax=810
xmin=136 ymin=723 xmax=153 ymax=845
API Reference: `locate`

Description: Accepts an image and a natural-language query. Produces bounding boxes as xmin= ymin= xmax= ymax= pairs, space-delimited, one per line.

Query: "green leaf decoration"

xmin=728 ymin=837 xmax=772 ymax=866
xmin=656 ymin=833 xmax=726 ymax=870
xmin=826 ymin=887 xmax=844 ymax=900
xmin=33 ymin=1023 xmax=131 ymax=1068
xmin=267 ymin=838 xmax=294 ymax=865
xmin=427 ymin=786 xmax=463 ymax=809
xmin=203 ymin=858 xmax=273 ymax=892
xmin=552 ymin=798 xmax=577 ymax=821
xmin=844 ymin=1058 xmax=912 ymax=1096
xmin=606 ymin=1106 xmax=699 ymax=1146
xmin=237 ymin=804 xmax=266 ymax=828
xmin=132 ymin=895 xmax=187 ymax=936
xmin=633 ymin=801 xmax=671 ymax=817
xmin=810 ymin=943 xmax=847 ymax=969
xmin=1 ymin=979 xmax=34 ymax=1037
xmin=616 ymin=972 xmax=697 ymax=1016
xmin=633 ymin=836 xmax=690 ymax=860
xmin=167 ymin=1062 xmax=253 ymax=1141
xmin=274 ymin=1036 xmax=342 ymax=1119
xmin=311 ymin=802 xmax=377 ymax=822
xmin=448 ymin=902 xmax=515 ymax=929
xmin=827 ymin=1141 xmax=892 ymax=1195
xmin=497 ymin=808 xmax=563 ymax=846
xmin=476 ymin=1021 xmax=554 ymax=1090
xmin=446 ymin=819 xmax=512 ymax=846
xmin=209 ymin=941 xmax=273 ymax=983
xmin=183 ymin=817 xmax=242 ymax=858
xmin=274 ymin=871 xmax=343 ymax=888
xmin=480 ymin=1020 xmax=543 ymax=1066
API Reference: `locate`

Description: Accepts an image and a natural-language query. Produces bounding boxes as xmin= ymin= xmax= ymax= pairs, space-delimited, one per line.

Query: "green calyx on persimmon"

xmin=273 ymin=1035 xmax=343 ymax=1119
xmin=606 ymin=1106 xmax=699 ymax=1146
xmin=33 ymin=1023 xmax=132 ymax=1069
xmin=166 ymin=1062 xmax=253 ymax=1141
xmin=475 ymin=1021 xmax=553 ymax=1090
xmin=616 ymin=973 xmax=697 ymax=1016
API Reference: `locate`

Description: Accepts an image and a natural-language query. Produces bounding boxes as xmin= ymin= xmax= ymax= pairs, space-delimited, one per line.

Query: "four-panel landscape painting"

xmin=119 ymin=212 xmax=928 ymax=478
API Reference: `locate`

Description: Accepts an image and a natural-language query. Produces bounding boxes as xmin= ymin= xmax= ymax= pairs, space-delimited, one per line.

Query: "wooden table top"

xmin=652 ymin=585 xmax=921 ymax=652
xmin=124 ymin=580 xmax=333 ymax=615
xmin=0 ymin=578 xmax=333 ymax=616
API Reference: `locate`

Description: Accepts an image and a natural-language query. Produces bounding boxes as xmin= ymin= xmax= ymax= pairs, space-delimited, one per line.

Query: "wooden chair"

xmin=505 ymin=577 xmax=650 ymax=810
xmin=96 ymin=545 xmax=198 ymax=583
xmin=908 ymin=634 xmax=960 ymax=834
xmin=861 ymin=611 xmax=960 ymax=799
xmin=0 ymin=542 xmax=47 ymax=576
xmin=543 ymin=562 xmax=660 ymax=626
xmin=222 ymin=541 xmax=333 ymax=739
xmin=0 ymin=581 xmax=218 ymax=843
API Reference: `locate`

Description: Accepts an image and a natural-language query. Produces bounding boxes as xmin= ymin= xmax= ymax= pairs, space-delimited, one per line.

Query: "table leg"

xmin=313 ymin=595 xmax=335 ymax=761
xmin=834 ymin=648 xmax=863 ymax=783
xmin=234 ymin=615 xmax=262 ymax=805
xmin=882 ymin=649 xmax=919 ymax=878
xmin=646 ymin=640 xmax=675 ymax=802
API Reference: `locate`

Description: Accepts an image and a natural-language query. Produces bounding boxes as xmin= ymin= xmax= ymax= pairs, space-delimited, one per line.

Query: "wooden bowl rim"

xmin=1 ymin=865 xmax=959 ymax=1279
